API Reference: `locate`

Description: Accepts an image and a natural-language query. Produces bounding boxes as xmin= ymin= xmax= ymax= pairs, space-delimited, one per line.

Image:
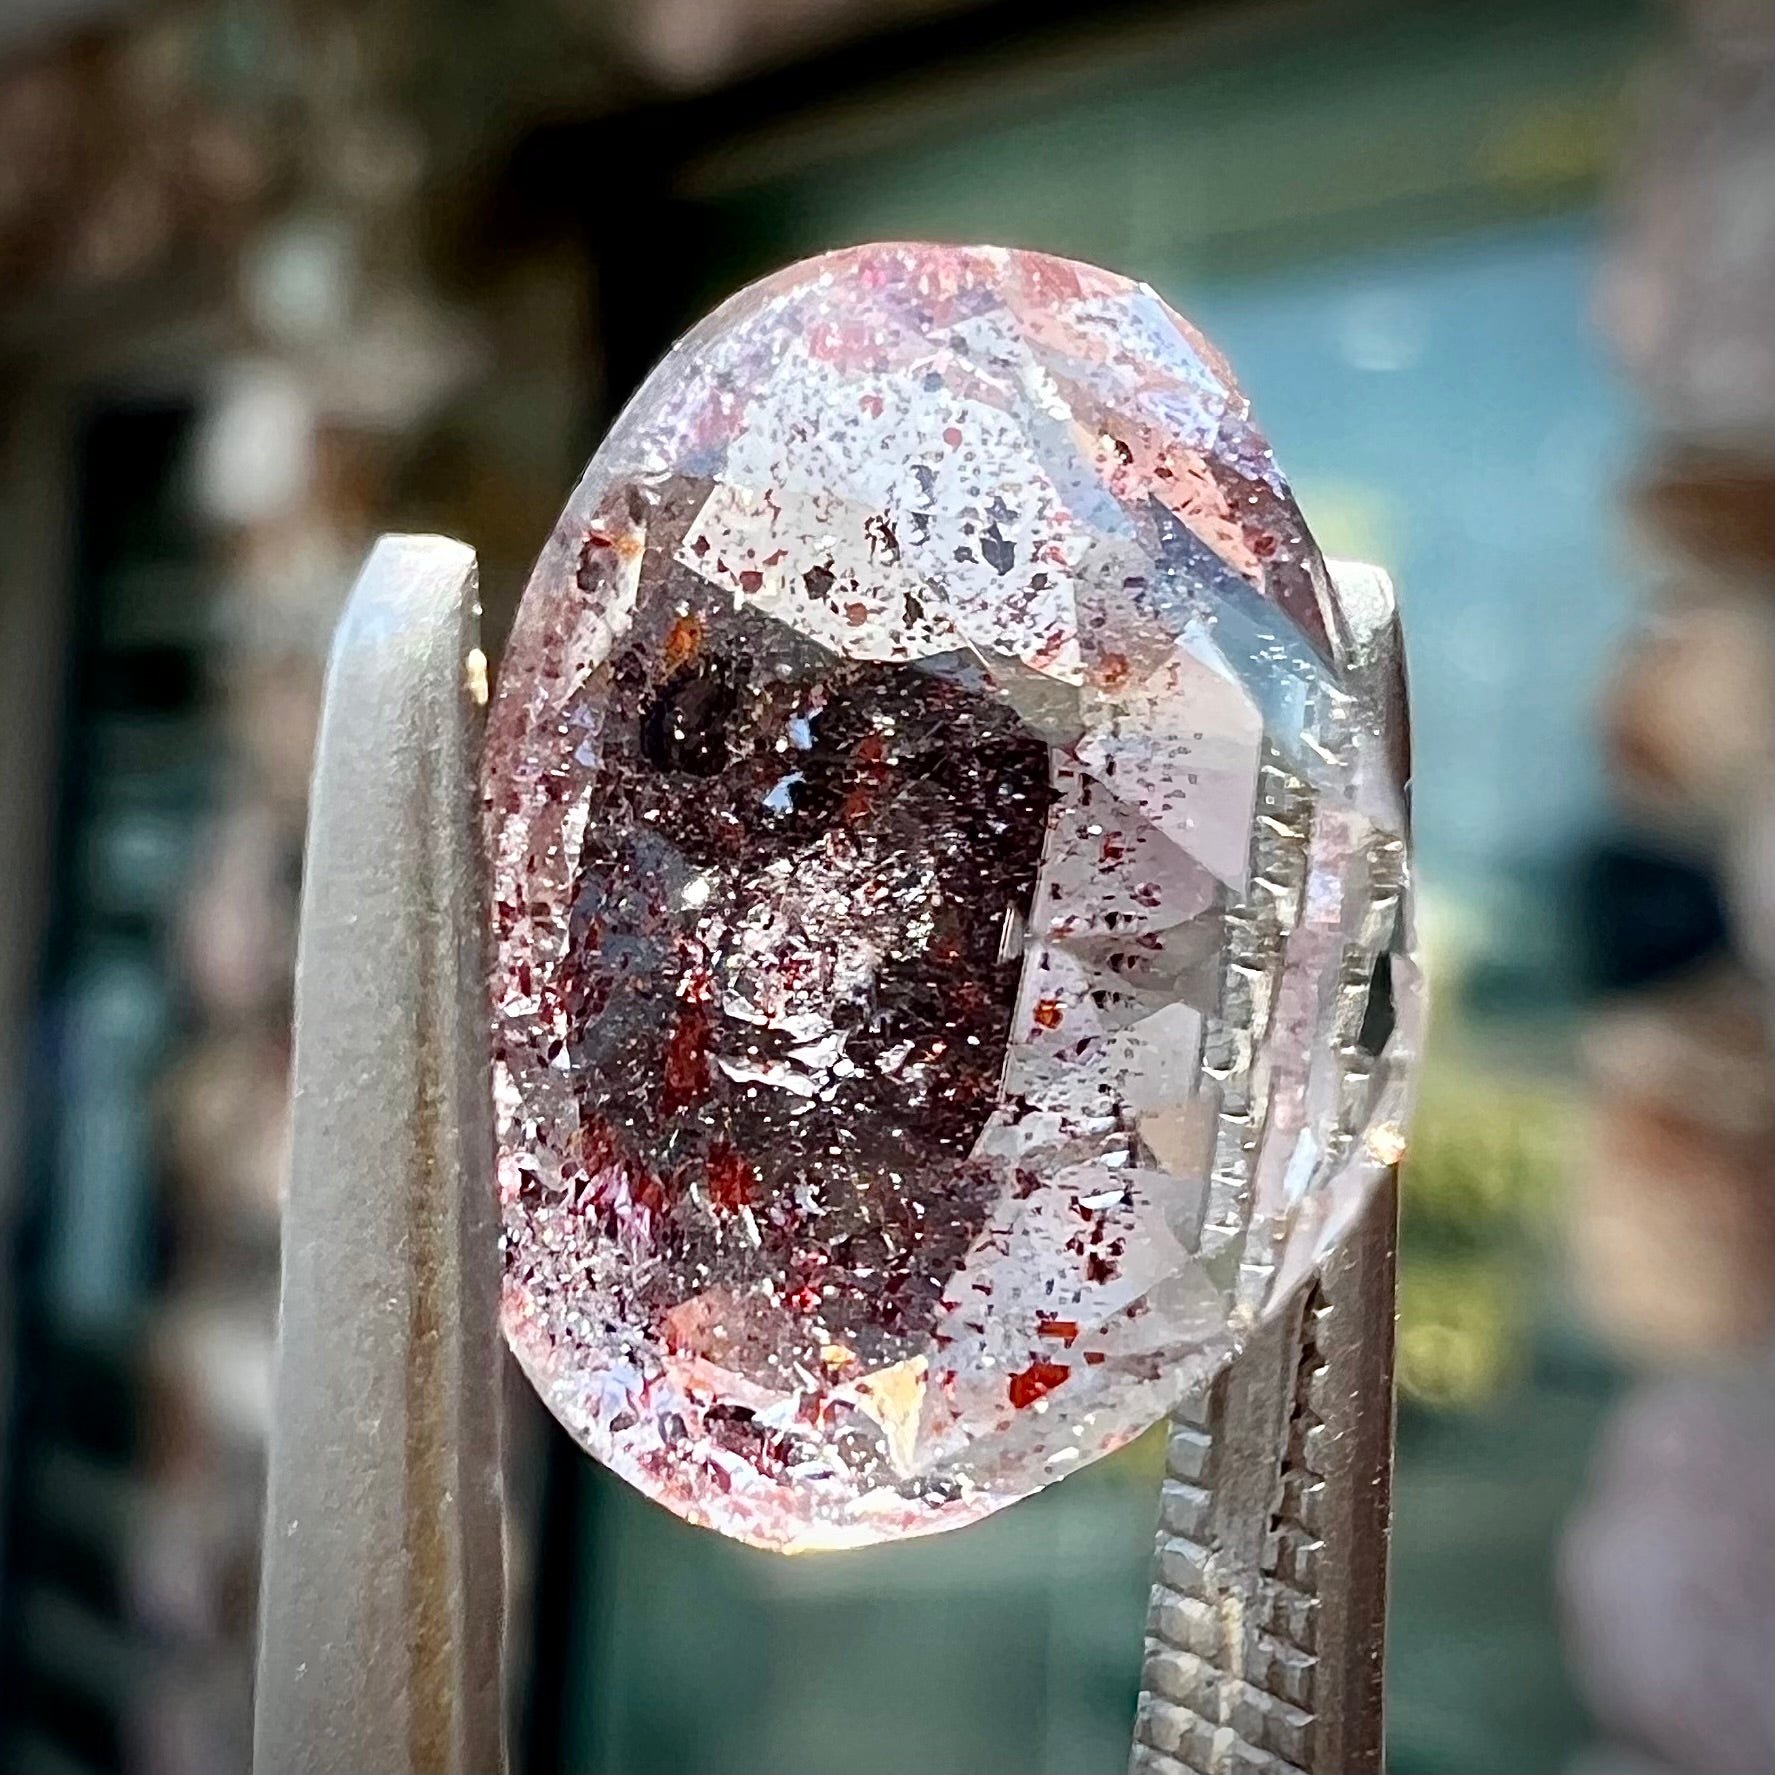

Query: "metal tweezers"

xmin=252 ymin=537 xmax=1400 ymax=1775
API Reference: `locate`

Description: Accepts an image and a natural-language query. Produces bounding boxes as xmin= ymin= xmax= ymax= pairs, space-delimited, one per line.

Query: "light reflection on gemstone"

xmin=483 ymin=243 xmax=1419 ymax=1552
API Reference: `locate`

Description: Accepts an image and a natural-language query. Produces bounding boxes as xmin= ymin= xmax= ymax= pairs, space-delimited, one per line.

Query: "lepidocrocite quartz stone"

xmin=484 ymin=242 xmax=1419 ymax=1551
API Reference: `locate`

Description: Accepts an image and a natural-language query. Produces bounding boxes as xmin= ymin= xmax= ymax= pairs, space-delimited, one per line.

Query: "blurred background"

xmin=0 ymin=0 xmax=1769 ymax=1771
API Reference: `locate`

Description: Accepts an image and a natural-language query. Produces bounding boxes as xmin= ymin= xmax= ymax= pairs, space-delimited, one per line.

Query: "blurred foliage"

xmin=1397 ymin=1025 xmax=1576 ymax=1409
xmin=1398 ymin=1258 xmax=1521 ymax=1408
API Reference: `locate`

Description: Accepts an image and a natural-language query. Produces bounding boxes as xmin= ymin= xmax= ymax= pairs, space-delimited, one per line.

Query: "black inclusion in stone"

xmin=1357 ymin=949 xmax=1396 ymax=1059
xmin=640 ymin=658 xmax=737 ymax=776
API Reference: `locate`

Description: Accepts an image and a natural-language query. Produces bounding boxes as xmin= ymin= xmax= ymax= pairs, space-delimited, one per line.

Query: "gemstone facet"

xmin=485 ymin=244 xmax=1418 ymax=1551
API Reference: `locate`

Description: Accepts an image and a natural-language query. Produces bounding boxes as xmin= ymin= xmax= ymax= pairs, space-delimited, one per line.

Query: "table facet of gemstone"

xmin=483 ymin=243 xmax=1417 ymax=1552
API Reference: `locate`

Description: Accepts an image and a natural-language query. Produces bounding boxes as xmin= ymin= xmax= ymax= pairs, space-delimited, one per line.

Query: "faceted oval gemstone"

xmin=484 ymin=244 xmax=1418 ymax=1551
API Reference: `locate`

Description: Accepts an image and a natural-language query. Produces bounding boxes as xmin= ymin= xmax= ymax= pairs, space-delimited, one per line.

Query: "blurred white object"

xmin=242 ymin=213 xmax=358 ymax=350
xmin=195 ymin=362 xmax=316 ymax=526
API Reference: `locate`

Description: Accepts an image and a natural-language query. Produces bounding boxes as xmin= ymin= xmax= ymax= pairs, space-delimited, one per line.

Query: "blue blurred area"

xmin=1189 ymin=221 xmax=1642 ymax=930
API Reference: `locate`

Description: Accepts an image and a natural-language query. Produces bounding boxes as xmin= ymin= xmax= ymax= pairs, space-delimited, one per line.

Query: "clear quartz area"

xmin=483 ymin=243 xmax=1418 ymax=1551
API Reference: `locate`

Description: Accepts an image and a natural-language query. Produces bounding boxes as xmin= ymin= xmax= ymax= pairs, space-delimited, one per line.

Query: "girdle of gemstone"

xmin=484 ymin=242 xmax=1417 ymax=1552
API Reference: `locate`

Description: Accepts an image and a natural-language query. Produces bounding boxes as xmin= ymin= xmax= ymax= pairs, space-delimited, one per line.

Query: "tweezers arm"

xmin=1132 ymin=557 xmax=1407 ymax=1775
xmin=254 ymin=536 xmax=505 ymax=1775
xmin=1131 ymin=1177 xmax=1397 ymax=1775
